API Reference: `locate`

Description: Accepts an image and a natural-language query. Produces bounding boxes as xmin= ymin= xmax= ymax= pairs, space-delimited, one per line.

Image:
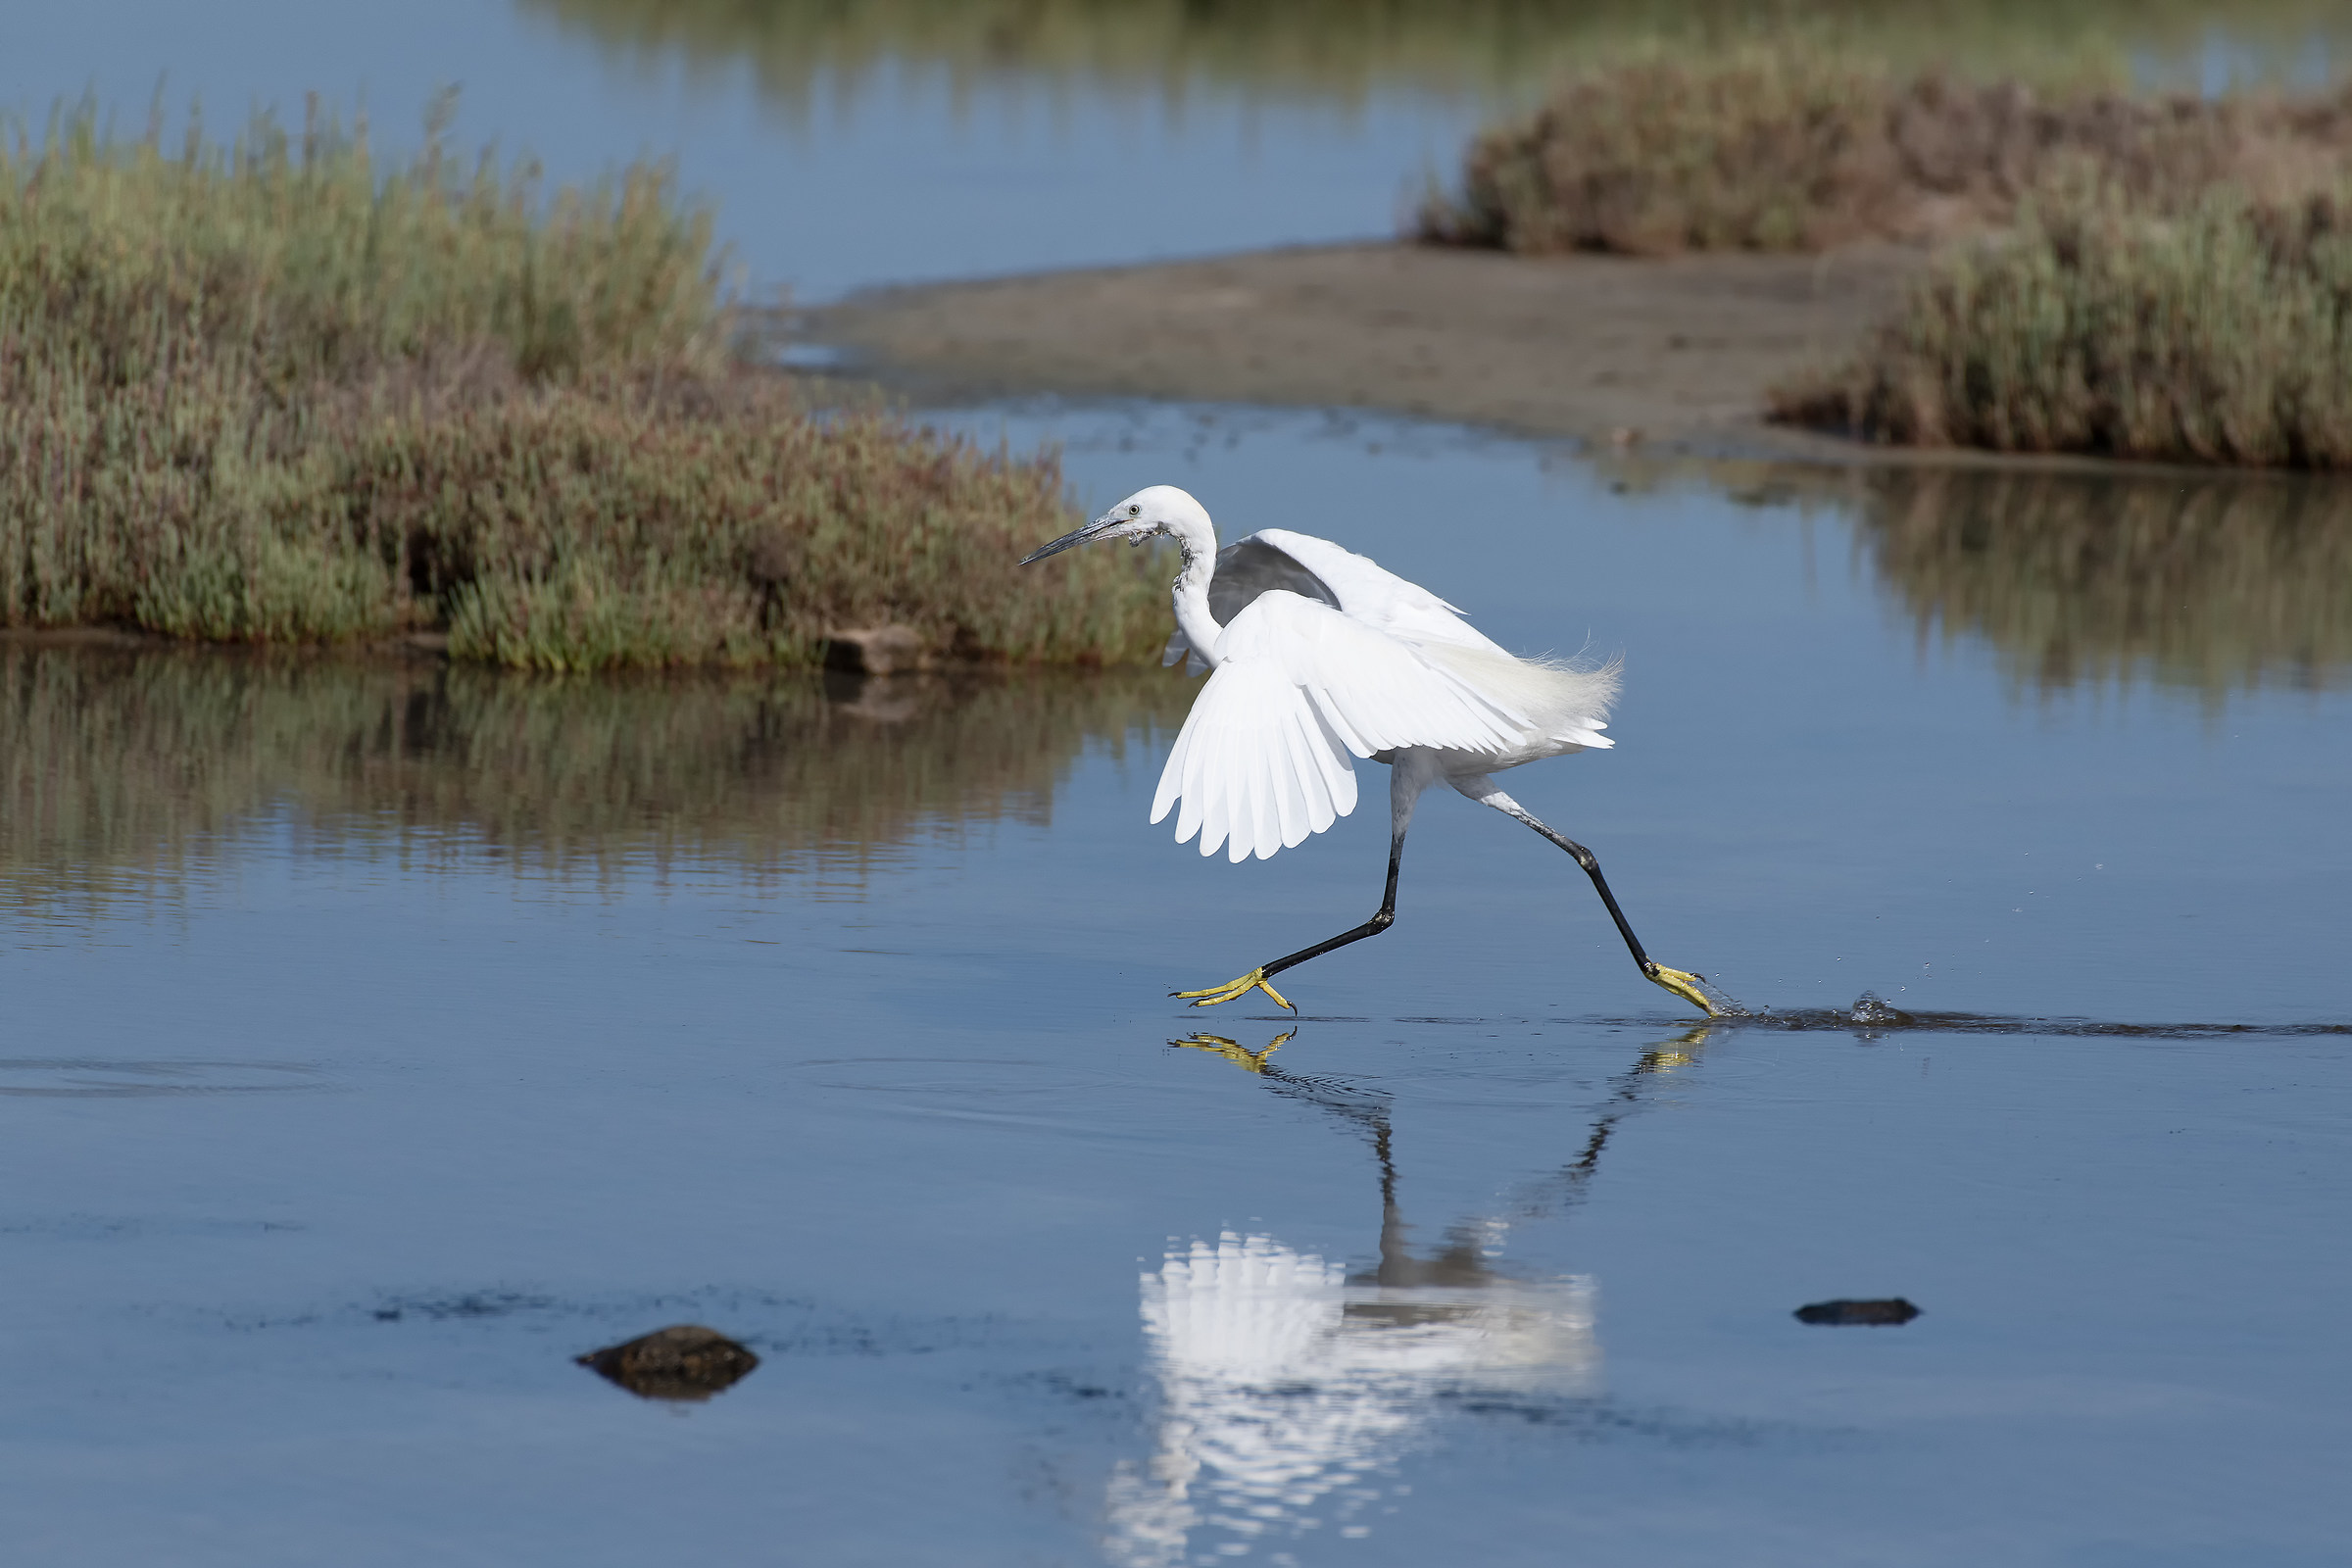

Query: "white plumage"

xmin=1152 ymin=526 xmax=1616 ymax=863
xmin=1017 ymin=483 xmax=1716 ymax=1015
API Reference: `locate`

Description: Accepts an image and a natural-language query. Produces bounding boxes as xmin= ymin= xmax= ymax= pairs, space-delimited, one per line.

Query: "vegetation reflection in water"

xmin=0 ymin=645 xmax=1190 ymax=912
xmin=1110 ymin=1027 xmax=1715 ymax=1566
xmin=1849 ymin=468 xmax=2352 ymax=703
xmin=524 ymin=0 xmax=2352 ymax=105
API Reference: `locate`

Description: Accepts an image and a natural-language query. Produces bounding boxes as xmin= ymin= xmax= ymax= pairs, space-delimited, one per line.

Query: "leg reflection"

xmin=1167 ymin=1030 xmax=1295 ymax=1075
xmin=1112 ymin=1027 xmax=1714 ymax=1565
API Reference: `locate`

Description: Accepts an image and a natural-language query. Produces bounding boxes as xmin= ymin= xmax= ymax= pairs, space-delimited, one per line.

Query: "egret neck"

xmin=1166 ymin=511 xmax=1224 ymax=670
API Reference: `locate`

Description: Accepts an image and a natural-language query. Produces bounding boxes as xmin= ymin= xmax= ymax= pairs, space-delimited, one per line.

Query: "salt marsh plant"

xmin=1773 ymin=185 xmax=2352 ymax=465
xmin=0 ymin=101 xmax=1162 ymax=665
xmin=1417 ymin=47 xmax=2352 ymax=255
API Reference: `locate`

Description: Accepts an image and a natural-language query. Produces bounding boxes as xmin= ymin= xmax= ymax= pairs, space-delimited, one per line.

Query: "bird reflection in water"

xmin=1104 ymin=1029 xmax=1710 ymax=1566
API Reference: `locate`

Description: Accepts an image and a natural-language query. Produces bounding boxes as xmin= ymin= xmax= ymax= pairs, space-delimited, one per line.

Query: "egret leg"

xmin=1174 ymin=752 xmax=1438 ymax=1009
xmin=1454 ymin=776 xmax=1719 ymax=1017
xmin=1171 ymin=829 xmax=1405 ymax=1009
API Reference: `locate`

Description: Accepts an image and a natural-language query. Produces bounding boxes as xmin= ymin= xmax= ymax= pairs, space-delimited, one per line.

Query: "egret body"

xmin=1020 ymin=485 xmax=1716 ymax=1015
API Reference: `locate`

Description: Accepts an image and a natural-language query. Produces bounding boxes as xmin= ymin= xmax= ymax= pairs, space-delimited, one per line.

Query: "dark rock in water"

xmin=1794 ymin=1298 xmax=1922 ymax=1327
xmin=576 ymin=1324 xmax=760 ymax=1400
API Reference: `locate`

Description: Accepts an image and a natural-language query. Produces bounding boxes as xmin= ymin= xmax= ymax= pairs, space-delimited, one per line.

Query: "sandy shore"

xmin=806 ymin=240 xmax=1932 ymax=462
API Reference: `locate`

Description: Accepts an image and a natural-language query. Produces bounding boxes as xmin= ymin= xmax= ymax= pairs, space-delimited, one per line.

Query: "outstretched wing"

xmin=1151 ymin=590 xmax=1529 ymax=863
xmin=1248 ymin=528 xmax=1511 ymax=656
xmin=1161 ymin=534 xmax=1345 ymax=677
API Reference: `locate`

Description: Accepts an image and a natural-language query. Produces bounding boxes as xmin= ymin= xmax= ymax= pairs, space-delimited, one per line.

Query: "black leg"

xmin=1262 ymin=830 xmax=1405 ymax=980
xmin=1170 ymin=829 xmax=1406 ymax=1009
xmin=1456 ymin=777 xmax=1718 ymax=1015
xmin=1503 ymin=808 xmax=1662 ymax=976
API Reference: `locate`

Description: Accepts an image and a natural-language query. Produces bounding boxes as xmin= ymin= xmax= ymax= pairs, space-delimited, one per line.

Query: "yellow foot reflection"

xmin=1637 ymin=1025 xmax=1716 ymax=1071
xmin=1643 ymin=962 xmax=1724 ymax=1017
xmin=1169 ymin=1030 xmax=1296 ymax=1075
xmin=1171 ymin=966 xmax=1295 ymax=1011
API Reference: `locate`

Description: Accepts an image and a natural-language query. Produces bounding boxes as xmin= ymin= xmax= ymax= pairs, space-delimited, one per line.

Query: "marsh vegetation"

xmin=1773 ymin=187 xmax=2352 ymax=465
xmin=1417 ymin=40 xmax=2352 ymax=466
xmin=1418 ymin=49 xmax=2352 ymax=255
xmin=0 ymin=103 xmax=1160 ymax=665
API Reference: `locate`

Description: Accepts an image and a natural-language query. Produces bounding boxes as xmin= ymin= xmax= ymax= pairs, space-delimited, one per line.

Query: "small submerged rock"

xmin=576 ymin=1324 xmax=760 ymax=1401
xmin=1793 ymin=1298 xmax=1922 ymax=1327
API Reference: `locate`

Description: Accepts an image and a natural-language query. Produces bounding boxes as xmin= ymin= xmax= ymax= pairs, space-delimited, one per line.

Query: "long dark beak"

xmin=1018 ymin=516 xmax=1114 ymax=565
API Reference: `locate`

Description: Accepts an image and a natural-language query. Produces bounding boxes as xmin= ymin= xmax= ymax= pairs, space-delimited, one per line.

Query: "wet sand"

xmin=808 ymin=240 xmax=1930 ymax=461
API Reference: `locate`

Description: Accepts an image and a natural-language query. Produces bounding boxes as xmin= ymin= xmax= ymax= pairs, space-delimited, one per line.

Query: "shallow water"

xmin=4 ymin=0 xmax=1493 ymax=302
xmin=8 ymin=6 xmax=2352 ymax=1560
xmin=6 ymin=407 xmax=2349 ymax=1565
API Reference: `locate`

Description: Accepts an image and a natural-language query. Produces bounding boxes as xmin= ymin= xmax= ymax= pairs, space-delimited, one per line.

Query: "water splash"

xmin=1848 ymin=992 xmax=1912 ymax=1027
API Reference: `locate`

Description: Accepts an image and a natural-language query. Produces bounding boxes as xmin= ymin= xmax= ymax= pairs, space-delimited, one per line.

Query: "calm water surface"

xmin=6 ymin=6 xmax=2352 ymax=1563
xmin=5 ymin=408 xmax=2349 ymax=1566
xmin=4 ymin=0 xmax=1493 ymax=302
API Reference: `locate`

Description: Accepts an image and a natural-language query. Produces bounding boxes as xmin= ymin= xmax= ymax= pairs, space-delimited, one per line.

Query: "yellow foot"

xmin=1171 ymin=967 xmax=1296 ymax=1011
xmin=1644 ymin=962 xmax=1722 ymax=1017
xmin=1170 ymin=1030 xmax=1297 ymax=1074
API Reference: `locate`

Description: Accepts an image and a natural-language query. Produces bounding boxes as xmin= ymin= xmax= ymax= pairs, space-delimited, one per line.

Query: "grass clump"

xmin=1773 ymin=184 xmax=2352 ymax=465
xmin=0 ymin=100 xmax=1161 ymax=666
xmin=1417 ymin=46 xmax=2352 ymax=255
xmin=350 ymin=374 xmax=1164 ymax=670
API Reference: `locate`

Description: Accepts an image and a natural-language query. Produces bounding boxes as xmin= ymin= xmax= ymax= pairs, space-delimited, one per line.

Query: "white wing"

xmin=1246 ymin=528 xmax=1511 ymax=656
xmin=1250 ymin=529 xmax=1619 ymax=753
xmin=1151 ymin=591 xmax=1529 ymax=863
xmin=1161 ymin=528 xmax=1481 ymax=680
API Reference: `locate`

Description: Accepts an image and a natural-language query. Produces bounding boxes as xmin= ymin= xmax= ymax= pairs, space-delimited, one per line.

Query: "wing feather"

xmin=1247 ymin=528 xmax=1512 ymax=656
xmin=1151 ymin=590 xmax=1530 ymax=861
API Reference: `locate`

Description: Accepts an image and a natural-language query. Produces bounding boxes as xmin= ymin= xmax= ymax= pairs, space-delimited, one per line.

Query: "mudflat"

xmin=808 ymin=240 xmax=1928 ymax=460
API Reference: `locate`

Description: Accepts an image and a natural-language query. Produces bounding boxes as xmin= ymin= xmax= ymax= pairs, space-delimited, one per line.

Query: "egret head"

xmin=1018 ymin=484 xmax=1211 ymax=564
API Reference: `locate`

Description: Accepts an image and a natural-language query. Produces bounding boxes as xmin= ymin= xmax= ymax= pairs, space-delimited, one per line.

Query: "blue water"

xmin=2 ymin=0 xmax=1486 ymax=302
xmin=5 ymin=406 xmax=2348 ymax=1566
xmin=4 ymin=8 xmax=2351 ymax=1563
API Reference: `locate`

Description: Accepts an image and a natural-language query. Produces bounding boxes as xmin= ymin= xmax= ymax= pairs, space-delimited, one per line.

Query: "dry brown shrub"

xmin=1420 ymin=48 xmax=2352 ymax=254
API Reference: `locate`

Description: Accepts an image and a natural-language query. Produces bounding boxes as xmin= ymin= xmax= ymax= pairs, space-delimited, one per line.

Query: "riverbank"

xmin=812 ymin=239 xmax=2302 ymax=474
xmin=807 ymin=240 xmax=1931 ymax=463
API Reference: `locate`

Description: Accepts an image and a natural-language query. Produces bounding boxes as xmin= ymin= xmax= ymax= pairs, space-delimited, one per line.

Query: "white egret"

xmin=1020 ymin=484 xmax=1716 ymax=1015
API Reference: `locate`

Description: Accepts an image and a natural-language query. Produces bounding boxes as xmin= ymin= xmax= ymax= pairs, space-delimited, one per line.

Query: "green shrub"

xmin=348 ymin=374 xmax=1168 ymax=671
xmin=0 ymin=100 xmax=1162 ymax=664
xmin=1772 ymin=184 xmax=2352 ymax=465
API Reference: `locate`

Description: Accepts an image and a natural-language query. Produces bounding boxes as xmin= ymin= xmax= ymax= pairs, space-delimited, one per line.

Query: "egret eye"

xmin=1129 ymin=505 xmax=1141 ymax=516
